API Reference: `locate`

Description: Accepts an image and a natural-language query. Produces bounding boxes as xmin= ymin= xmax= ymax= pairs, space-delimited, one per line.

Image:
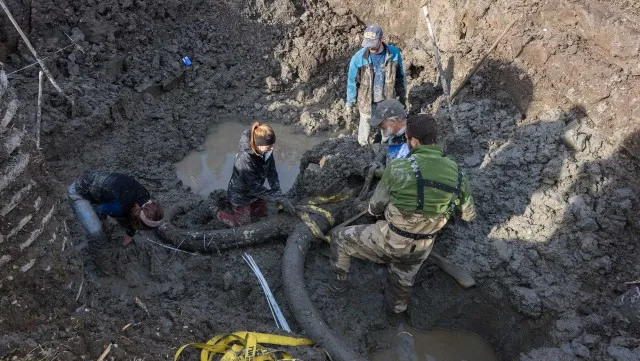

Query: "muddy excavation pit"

xmin=1 ymin=0 xmax=640 ymax=361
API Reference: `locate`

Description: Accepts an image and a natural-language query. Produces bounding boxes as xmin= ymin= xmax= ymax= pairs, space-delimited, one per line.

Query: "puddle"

xmin=175 ymin=122 xmax=325 ymax=197
xmin=370 ymin=328 xmax=498 ymax=361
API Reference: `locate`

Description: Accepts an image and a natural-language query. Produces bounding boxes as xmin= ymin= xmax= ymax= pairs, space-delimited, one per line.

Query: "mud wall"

xmin=0 ymin=0 xmax=31 ymax=59
xmin=0 ymin=68 xmax=71 ymax=356
xmin=328 ymin=0 xmax=640 ymax=157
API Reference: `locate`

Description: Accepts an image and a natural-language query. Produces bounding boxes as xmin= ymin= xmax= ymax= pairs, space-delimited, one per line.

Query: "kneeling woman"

xmin=68 ymin=171 xmax=164 ymax=272
xmin=217 ymin=122 xmax=295 ymax=227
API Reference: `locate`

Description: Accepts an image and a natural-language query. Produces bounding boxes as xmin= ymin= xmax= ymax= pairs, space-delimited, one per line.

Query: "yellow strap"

xmin=290 ymin=192 xmax=352 ymax=243
xmin=244 ymin=332 xmax=258 ymax=361
xmin=296 ymin=204 xmax=335 ymax=226
xmin=174 ymin=332 xmax=314 ymax=361
xmin=298 ymin=211 xmax=331 ymax=243
xmin=307 ymin=193 xmax=350 ymax=205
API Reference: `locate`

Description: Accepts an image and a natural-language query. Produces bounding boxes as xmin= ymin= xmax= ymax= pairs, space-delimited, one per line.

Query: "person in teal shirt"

xmin=346 ymin=25 xmax=406 ymax=146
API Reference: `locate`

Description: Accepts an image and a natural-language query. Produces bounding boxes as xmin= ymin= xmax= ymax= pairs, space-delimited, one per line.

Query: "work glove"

xmin=279 ymin=197 xmax=297 ymax=216
xmin=362 ymin=160 xmax=385 ymax=179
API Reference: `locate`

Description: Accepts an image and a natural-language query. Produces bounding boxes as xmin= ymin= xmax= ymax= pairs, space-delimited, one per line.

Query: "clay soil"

xmin=1 ymin=0 xmax=639 ymax=360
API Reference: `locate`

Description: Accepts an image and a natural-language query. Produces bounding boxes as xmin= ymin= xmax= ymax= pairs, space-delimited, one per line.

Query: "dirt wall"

xmin=328 ymin=0 xmax=640 ymax=157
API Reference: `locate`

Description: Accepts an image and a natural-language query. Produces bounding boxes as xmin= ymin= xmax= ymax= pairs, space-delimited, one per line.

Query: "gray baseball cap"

xmin=370 ymin=99 xmax=406 ymax=126
xmin=362 ymin=25 xmax=383 ymax=48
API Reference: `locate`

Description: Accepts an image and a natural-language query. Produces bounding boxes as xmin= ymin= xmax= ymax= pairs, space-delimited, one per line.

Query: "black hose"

xmin=282 ymin=210 xmax=367 ymax=361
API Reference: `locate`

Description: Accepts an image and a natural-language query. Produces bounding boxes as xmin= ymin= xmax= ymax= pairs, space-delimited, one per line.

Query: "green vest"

xmin=380 ymin=145 xmax=472 ymax=218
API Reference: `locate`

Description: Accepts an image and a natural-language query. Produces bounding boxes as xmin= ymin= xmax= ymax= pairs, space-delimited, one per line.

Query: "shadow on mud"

xmin=357 ymin=58 xmax=594 ymax=359
xmin=410 ymin=103 xmax=574 ymax=361
xmin=469 ymin=58 xmax=534 ymax=117
xmin=406 ymin=96 xmax=639 ymax=360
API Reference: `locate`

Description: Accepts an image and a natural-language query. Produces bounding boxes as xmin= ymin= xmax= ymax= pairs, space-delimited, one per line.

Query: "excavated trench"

xmin=160 ymin=132 xmax=538 ymax=361
xmin=1 ymin=0 xmax=640 ymax=361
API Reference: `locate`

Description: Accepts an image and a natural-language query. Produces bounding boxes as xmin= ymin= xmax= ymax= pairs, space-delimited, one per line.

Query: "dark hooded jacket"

xmin=227 ymin=129 xmax=282 ymax=206
xmin=75 ymin=171 xmax=151 ymax=236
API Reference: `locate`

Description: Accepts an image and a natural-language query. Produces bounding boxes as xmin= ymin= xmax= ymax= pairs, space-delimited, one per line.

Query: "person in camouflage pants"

xmin=329 ymin=114 xmax=476 ymax=324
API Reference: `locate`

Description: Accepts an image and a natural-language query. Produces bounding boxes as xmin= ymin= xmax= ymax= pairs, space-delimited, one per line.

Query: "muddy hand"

xmin=358 ymin=161 xmax=383 ymax=200
xmin=355 ymin=200 xmax=368 ymax=213
xmin=279 ymin=198 xmax=297 ymax=216
xmin=122 ymin=234 xmax=134 ymax=247
xmin=344 ymin=103 xmax=356 ymax=122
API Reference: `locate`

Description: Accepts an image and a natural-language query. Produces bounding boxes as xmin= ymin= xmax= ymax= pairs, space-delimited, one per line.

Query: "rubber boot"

xmin=69 ymin=190 xmax=113 ymax=276
xmin=384 ymin=272 xmax=412 ymax=326
xmin=216 ymin=210 xmax=239 ymax=227
xmin=384 ymin=301 xmax=409 ymax=327
xmin=87 ymin=233 xmax=113 ymax=276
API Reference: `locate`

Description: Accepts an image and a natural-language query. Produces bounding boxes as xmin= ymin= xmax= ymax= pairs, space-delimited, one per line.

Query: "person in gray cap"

xmin=346 ymin=25 xmax=406 ymax=146
xmin=370 ymin=99 xmax=410 ymax=163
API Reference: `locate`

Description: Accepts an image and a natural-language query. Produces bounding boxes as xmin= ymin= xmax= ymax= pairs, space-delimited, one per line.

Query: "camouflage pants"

xmin=329 ymin=222 xmax=434 ymax=313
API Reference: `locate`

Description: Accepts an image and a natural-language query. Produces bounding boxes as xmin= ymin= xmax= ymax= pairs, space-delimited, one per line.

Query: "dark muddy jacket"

xmin=346 ymin=44 xmax=406 ymax=114
xmin=227 ymin=130 xmax=282 ymax=206
xmin=75 ymin=171 xmax=151 ymax=236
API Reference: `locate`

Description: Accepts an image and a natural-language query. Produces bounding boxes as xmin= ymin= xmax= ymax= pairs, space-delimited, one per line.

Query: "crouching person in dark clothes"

xmin=328 ymin=114 xmax=476 ymax=325
xmin=68 ymin=171 xmax=164 ymax=274
xmin=217 ymin=122 xmax=296 ymax=227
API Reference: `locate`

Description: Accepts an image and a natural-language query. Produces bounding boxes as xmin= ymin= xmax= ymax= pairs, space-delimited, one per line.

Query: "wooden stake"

xmin=134 ymin=297 xmax=150 ymax=316
xmin=75 ymin=277 xmax=84 ymax=302
xmin=36 ymin=70 xmax=43 ymax=149
xmin=0 ymin=0 xmax=72 ymax=104
xmin=96 ymin=343 xmax=112 ymax=361
xmin=7 ymin=43 xmax=75 ymax=76
xmin=450 ymin=18 xmax=518 ymax=100
xmin=333 ymin=209 xmax=367 ymax=229
xmin=422 ymin=5 xmax=457 ymax=130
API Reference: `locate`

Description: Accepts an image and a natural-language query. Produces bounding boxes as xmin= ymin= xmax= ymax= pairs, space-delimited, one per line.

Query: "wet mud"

xmin=1 ymin=0 xmax=639 ymax=361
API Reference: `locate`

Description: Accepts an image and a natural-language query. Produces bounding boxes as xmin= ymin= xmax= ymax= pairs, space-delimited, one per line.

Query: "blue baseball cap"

xmin=362 ymin=25 xmax=383 ymax=48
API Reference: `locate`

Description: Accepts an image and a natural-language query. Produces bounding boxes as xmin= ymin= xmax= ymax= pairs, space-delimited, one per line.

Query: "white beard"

xmin=382 ymin=126 xmax=395 ymax=138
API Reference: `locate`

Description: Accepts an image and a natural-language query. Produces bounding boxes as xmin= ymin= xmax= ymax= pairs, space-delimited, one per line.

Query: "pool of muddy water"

xmin=175 ymin=122 xmax=326 ymax=197
xmin=371 ymin=328 xmax=498 ymax=361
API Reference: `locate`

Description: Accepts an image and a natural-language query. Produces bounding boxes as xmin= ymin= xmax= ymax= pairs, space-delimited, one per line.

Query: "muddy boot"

xmin=328 ymin=272 xmax=348 ymax=295
xmin=216 ymin=210 xmax=239 ymax=227
xmin=87 ymin=234 xmax=113 ymax=276
xmin=384 ymin=271 xmax=413 ymax=326
xmin=384 ymin=302 xmax=409 ymax=327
